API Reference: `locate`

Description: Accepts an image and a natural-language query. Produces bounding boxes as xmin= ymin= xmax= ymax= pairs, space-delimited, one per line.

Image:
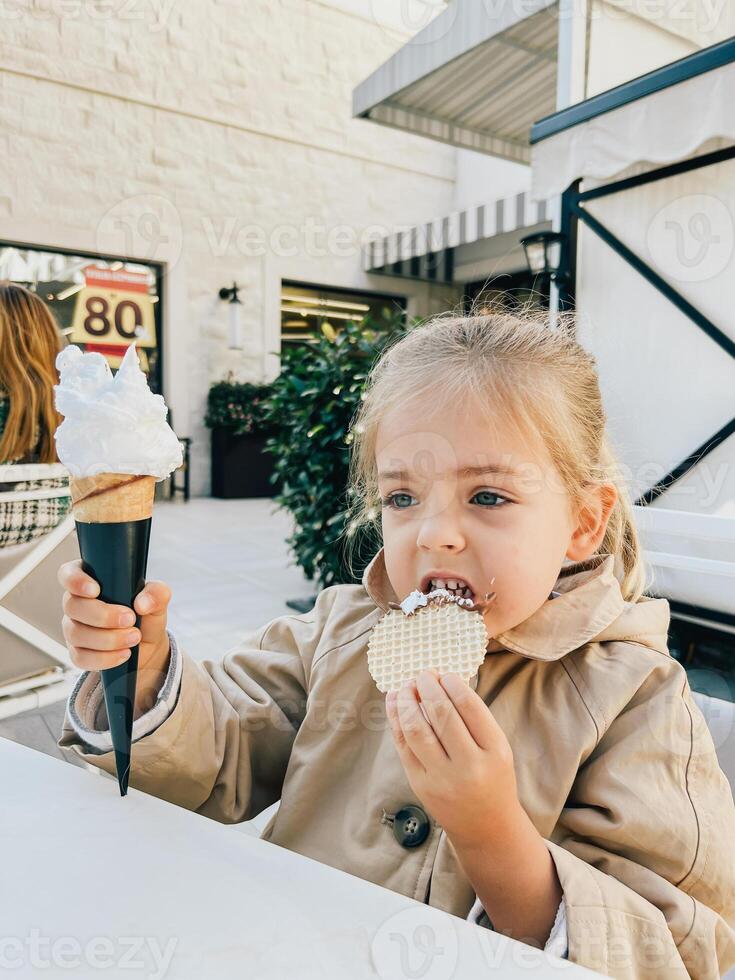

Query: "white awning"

xmin=530 ymin=51 xmax=735 ymax=200
xmin=363 ymin=189 xmax=556 ymax=280
xmin=353 ymin=0 xmax=559 ymax=165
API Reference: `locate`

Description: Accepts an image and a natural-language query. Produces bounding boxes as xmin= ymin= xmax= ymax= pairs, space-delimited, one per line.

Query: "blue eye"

xmin=473 ymin=491 xmax=507 ymax=507
xmin=381 ymin=492 xmax=414 ymax=509
xmin=380 ymin=491 xmax=509 ymax=510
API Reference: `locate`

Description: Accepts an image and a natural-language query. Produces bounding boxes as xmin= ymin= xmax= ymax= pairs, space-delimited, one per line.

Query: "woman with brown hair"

xmin=0 ymin=281 xmax=70 ymax=546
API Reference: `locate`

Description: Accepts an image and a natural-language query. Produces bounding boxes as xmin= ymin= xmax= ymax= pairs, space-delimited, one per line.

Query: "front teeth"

xmin=429 ymin=578 xmax=473 ymax=599
xmin=432 ymin=577 xmax=463 ymax=590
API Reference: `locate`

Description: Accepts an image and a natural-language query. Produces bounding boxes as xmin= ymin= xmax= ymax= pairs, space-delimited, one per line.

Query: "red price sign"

xmin=69 ymin=266 xmax=157 ymax=350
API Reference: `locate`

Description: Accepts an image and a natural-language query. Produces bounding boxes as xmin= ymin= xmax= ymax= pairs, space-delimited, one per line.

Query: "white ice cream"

xmin=399 ymin=588 xmax=474 ymax=615
xmin=54 ymin=344 xmax=183 ymax=480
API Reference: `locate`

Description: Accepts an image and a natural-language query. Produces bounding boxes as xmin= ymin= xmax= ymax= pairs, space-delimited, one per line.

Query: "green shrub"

xmin=261 ymin=312 xmax=409 ymax=589
xmin=205 ymin=375 xmax=276 ymax=435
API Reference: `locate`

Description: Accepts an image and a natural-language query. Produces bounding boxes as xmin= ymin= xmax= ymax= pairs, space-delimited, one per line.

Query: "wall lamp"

xmin=219 ymin=282 xmax=243 ymax=350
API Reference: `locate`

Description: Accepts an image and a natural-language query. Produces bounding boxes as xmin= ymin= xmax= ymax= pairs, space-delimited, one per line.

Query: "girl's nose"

xmin=415 ymin=507 xmax=466 ymax=552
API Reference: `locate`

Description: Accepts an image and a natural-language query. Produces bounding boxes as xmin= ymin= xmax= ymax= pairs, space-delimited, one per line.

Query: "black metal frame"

xmin=560 ymin=147 xmax=735 ymax=506
xmin=557 ymin=144 xmax=735 ymax=509
xmin=530 ymin=42 xmax=735 ymax=644
xmin=534 ymin=36 xmax=735 ymax=506
xmin=557 ymin=180 xmax=579 ymax=311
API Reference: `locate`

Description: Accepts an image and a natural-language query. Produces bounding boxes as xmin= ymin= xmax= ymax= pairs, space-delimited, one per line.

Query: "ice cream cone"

xmin=70 ymin=473 xmax=156 ymax=523
xmin=54 ymin=344 xmax=183 ymax=796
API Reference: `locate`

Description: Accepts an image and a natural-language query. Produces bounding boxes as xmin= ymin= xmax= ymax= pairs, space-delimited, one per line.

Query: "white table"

xmin=1 ymin=737 xmax=606 ymax=978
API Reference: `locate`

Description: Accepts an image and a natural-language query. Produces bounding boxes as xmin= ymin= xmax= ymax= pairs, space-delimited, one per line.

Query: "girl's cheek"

xmin=482 ymin=604 xmax=499 ymax=635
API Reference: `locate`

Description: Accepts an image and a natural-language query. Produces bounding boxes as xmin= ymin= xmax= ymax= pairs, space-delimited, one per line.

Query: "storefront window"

xmin=0 ymin=243 xmax=163 ymax=394
xmin=281 ymin=281 xmax=405 ymax=346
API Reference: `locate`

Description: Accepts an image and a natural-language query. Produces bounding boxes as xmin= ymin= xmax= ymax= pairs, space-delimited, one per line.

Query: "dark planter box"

xmin=210 ymin=429 xmax=281 ymax=499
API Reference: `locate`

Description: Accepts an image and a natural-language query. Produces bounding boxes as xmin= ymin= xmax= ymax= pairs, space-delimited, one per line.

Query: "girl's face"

xmin=375 ymin=394 xmax=612 ymax=641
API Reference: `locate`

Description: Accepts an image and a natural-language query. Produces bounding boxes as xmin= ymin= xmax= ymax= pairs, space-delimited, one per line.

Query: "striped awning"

xmin=353 ymin=0 xmax=559 ymax=165
xmin=363 ymin=190 xmax=555 ymax=280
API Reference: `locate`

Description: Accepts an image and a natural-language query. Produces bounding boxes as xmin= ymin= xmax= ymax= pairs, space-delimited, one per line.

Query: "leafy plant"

xmin=205 ymin=374 xmax=276 ymax=435
xmin=260 ymin=311 xmax=409 ymax=589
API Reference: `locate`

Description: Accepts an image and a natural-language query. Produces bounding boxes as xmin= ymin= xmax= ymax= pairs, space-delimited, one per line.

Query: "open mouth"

xmin=420 ymin=576 xmax=475 ymax=602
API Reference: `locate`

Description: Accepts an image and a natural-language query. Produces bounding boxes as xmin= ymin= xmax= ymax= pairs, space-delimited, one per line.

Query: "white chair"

xmin=0 ymin=463 xmax=78 ymax=718
xmin=632 ymin=505 xmax=735 ymax=618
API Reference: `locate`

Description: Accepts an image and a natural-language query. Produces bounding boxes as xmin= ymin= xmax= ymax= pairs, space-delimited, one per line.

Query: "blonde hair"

xmin=343 ymin=304 xmax=651 ymax=603
xmin=0 ymin=281 xmax=63 ymax=463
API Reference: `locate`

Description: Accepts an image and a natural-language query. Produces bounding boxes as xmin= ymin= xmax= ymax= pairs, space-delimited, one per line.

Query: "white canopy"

xmin=530 ymin=59 xmax=735 ymax=200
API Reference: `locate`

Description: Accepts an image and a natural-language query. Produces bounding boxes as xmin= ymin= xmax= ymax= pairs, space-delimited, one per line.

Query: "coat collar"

xmin=361 ymin=547 xmax=632 ymax=662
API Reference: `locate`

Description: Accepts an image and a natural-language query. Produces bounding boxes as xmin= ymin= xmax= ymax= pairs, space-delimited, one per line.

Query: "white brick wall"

xmin=0 ymin=0 xmax=462 ymax=494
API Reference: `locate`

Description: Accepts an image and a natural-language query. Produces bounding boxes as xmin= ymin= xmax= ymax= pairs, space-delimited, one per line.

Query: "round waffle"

xmin=367 ymin=591 xmax=492 ymax=694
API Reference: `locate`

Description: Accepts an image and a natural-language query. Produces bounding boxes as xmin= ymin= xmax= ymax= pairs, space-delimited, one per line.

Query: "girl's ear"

xmin=566 ymin=482 xmax=618 ymax=562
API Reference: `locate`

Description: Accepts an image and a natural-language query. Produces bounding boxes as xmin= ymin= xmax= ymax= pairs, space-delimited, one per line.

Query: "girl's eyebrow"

xmin=378 ymin=464 xmax=521 ymax=480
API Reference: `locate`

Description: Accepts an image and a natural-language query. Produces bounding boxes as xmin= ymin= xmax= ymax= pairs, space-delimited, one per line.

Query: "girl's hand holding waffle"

xmin=385 ymin=668 xmax=522 ymax=850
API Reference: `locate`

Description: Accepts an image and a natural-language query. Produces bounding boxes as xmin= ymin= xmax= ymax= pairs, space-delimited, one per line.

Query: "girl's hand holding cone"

xmin=59 ymin=559 xmax=172 ymax=720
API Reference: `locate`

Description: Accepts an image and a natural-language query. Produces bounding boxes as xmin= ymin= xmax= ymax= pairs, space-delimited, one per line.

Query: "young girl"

xmin=58 ymin=309 xmax=735 ymax=978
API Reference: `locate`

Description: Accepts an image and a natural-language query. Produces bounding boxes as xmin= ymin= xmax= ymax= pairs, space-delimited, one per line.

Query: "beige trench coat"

xmin=59 ymin=551 xmax=735 ymax=978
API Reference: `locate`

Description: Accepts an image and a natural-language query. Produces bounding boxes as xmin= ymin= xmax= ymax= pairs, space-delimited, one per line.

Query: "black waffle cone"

xmin=75 ymin=518 xmax=152 ymax=796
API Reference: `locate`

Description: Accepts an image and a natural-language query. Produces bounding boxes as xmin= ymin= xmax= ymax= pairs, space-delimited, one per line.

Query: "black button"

xmin=392 ymin=805 xmax=431 ymax=848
